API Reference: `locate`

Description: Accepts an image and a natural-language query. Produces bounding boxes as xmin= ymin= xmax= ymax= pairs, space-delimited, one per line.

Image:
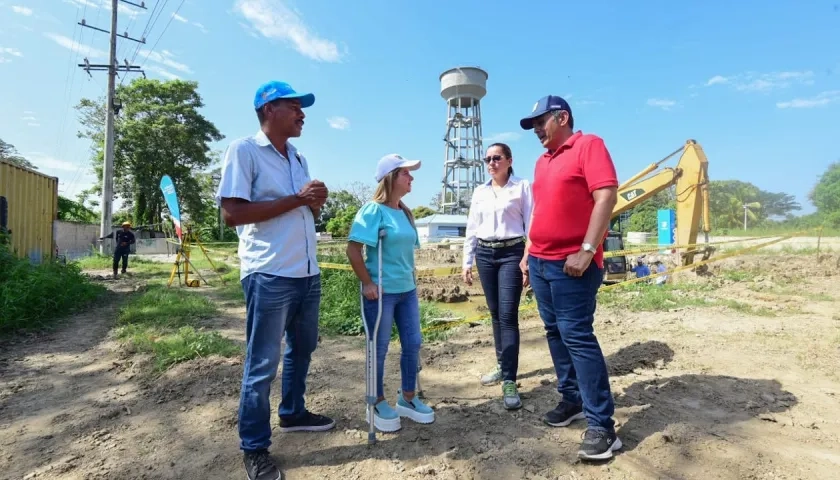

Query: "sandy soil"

xmin=2 ymin=253 xmax=840 ymax=480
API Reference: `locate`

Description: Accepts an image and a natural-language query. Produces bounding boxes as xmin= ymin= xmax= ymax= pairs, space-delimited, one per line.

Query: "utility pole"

xmin=78 ymin=0 xmax=146 ymax=254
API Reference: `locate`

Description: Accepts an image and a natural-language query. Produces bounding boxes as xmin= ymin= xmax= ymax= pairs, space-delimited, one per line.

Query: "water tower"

xmin=439 ymin=66 xmax=488 ymax=215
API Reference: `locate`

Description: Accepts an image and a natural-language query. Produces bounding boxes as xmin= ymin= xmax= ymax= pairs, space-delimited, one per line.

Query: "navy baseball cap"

xmin=520 ymin=95 xmax=572 ymax=130
xmin=253 ymin=81 xmax=315 ymax=110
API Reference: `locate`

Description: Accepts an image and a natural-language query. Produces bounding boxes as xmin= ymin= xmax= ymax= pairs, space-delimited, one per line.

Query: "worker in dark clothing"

xmin=101 ymin=222 xmax=136 ymax=277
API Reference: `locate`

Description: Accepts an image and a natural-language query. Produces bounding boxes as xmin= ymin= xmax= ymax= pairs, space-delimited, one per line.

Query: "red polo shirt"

xmin=528 ymin=131 xmax=619 ymax=268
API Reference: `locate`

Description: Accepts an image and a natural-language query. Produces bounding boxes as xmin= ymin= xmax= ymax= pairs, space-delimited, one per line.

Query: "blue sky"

xmin=1 ymin=0 xmax=838 ymax=215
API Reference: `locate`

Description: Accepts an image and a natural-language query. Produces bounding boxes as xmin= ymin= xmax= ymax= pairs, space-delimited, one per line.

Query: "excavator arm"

xmin=611 ymin=140 xmax=712 ymax=265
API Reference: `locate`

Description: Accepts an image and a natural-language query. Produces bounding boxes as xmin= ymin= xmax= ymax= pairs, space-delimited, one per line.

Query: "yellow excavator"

xmin=602 ymin=139 xmax=712 ymax=283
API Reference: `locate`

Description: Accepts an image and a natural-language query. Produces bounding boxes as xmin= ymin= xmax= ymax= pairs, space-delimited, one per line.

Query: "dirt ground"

xmin=2 ymin=252 xmax=840 ymax=480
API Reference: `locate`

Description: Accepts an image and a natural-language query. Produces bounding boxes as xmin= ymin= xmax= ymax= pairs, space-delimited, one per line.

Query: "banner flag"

xmin=159 ymin=175 xmax=183 ymax=243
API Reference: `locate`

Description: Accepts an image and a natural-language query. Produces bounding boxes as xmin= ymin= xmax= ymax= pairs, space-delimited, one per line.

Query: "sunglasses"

xmin=483 ymin=155 xmax=505 ymax=164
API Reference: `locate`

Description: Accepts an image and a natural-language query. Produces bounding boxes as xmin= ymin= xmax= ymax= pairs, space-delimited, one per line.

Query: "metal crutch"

xmin=361 ymin=228 xmax=386 ymax=445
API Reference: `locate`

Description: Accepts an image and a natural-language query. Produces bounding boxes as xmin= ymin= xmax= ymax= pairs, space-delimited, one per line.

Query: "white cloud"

xmin=45 ymin=32 xmax=107 ymax=59
xmin=646 ymin=98 xmax=677 ymax=110
xmin=62 ymin=0 xmax=140 ymax=17
xmin=192 ymin=22 xmax=208 ymax=33
xmin=11 ymin=5 xmax=33 ymax=15
xmin=484 ymin=132 xmax=522 ymax=143
xmin=172 ymin=13 xmax=188 ymax=23
xmin=703 ymin=71 xmax=814 ymax=92
xmin=327 ymin=116 xmax=350 ymax=130
xmin=0 ymin=47 xmax=23 ymax=63
xmin=139 ymin=48 xmax=192 ymax=73
xmin=234 ymin=0 xmax=344 ymax=62
xmin=21 ymin=115 xmax=37 ymax=121
xmin=776 ymin=90 xmax=840 ymax=109
xmin=704 ymin=75 xmax=728 ymax=86
xmin=26 ymin=152 xmax=77 ymax=171
xmin=63 ymin=0 xmax=99 ymax=8
xmin=146 ymin=65 xmax=180 ymax=80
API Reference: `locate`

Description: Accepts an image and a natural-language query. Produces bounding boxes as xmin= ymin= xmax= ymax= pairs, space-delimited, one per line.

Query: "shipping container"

xmin=0 ymin=159 xmax=59 ymax=263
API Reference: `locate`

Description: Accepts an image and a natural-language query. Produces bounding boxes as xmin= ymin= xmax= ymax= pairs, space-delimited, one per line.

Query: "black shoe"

xmin=543 ymin=401 xmax=586 ymax=427
xmin=278 ymin=410 xmax=336 ymax=433
xmin=578 ymin=428 xmax=622 ymax=460
xmin=243 ymin=450 xmax=282 ymax=480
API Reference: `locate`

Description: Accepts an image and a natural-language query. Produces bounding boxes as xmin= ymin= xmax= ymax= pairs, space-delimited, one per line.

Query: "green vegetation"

xmin=0 ymin=137 xmax=36 ymax=170
xmin=318 ymin=252 xmax=452 ymax=341
xmin=115 ymin=284 xmax=240 ymax=372
xmin=0 ymin=243 xmax=105 ymax=334
xmin=597 ymin=281 xmax=775 ymax=316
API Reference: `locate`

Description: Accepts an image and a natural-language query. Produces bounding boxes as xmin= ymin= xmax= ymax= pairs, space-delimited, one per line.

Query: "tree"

xmin=316 ymin=182 xmax=372 ymax=232
xmin=0 ymin=138 xmax=36 ymax=170
xmin=75 ymin=78 xmax=223 ymax=226
xmin=57 ymin=196 xmax=97 ymax=223
xmin=326 ymin=205 xmax=360 ymax=237
xmin=809 ymin=161 xmax=840 ymax=227
xmin=623 ymin=189 xmax=674 ymax=233
xmin=412 ymin=206 xmax=435 ymax=219
xmin=708 ymin=180 xmax=800 ymax=230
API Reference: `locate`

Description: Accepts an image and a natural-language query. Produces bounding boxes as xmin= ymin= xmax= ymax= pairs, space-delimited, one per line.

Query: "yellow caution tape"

xmin=420 ymin=229 xmax=816 ymax=335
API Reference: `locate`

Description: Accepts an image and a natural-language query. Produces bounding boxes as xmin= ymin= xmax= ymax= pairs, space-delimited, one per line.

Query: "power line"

xmin=77 ymin=0 xmax=147 ymax=253
xmin=138 ymin=0 xmax=185 ymax=72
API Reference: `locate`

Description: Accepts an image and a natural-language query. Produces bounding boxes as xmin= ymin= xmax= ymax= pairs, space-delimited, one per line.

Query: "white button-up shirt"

xmin=462 ymin=175 xmax=534 ymax=269
xmin=215 ymin=130 xmax=319 ymax=280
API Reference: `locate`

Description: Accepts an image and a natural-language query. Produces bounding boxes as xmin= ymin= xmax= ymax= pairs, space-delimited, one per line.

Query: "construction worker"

xmin=101 ymin=222 xmax=136 ymax=277
xmin=113 ymin=221 xmax=135 ymax=276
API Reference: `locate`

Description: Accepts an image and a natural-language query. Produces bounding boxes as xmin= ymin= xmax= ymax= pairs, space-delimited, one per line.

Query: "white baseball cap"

xmin=374 ymin=153 xmax=421 ymax=182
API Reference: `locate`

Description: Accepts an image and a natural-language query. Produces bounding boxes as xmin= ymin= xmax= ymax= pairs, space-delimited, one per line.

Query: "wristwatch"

xmin=581 ymin=242 xmax=596 ymax=254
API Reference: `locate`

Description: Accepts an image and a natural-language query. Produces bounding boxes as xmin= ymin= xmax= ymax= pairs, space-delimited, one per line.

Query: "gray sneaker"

xmin=502 ymin=380 xmax=522 ymax=410
xmin=480 ymin=364 xmax=502 ymax=386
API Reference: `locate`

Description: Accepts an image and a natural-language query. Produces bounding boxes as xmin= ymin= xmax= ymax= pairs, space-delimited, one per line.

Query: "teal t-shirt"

xmin=348 ymin=201 xmax=420 ymax=294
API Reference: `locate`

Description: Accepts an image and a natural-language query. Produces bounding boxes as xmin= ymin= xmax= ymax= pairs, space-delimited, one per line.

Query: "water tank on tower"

xmin=439 ymin=66 xmax=488 ymax=215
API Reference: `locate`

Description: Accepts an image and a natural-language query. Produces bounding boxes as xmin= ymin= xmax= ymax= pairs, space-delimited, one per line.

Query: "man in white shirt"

xmin=462 ymin=142 xmax=534 ymax=410
xmin=215 ymin=80 xmax=333 ymax=480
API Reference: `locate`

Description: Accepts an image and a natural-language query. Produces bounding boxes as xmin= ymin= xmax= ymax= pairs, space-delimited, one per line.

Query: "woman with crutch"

xmin=346 ymin=153 xmax=435 ymax=435
xmin=462 ymin=142 xmax=534 ymax=410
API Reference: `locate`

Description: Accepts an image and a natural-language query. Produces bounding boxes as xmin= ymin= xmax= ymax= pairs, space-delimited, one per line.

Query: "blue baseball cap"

xmin=520 ymin=95 xmax=572 ymax=130
xmin=253 ymin=81 xmax=315 ymax=110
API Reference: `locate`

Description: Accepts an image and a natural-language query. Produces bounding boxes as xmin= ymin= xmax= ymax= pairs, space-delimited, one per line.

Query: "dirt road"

xmin=1 ymin=254 xmax=839 ymax=479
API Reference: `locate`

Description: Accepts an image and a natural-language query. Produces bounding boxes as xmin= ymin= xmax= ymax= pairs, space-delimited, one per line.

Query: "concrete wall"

xmin=55 ymin=221 xmax=175 ymax=259
xmin=135 ymin=238 xmax=173 ymax=255
xmin=54 ymin=220 xmax=100 ymax=261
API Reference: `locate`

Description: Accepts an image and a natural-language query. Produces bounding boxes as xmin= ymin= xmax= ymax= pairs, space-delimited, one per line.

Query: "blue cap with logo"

xmin=253 ymin=81 xmax=315 ymax=110
xmin=519 ymin=95 xmax=572 ymax=130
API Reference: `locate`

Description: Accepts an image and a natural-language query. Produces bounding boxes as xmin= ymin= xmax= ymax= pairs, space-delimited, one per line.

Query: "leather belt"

xmin=477 ymin=237 xmax=525 ymax=248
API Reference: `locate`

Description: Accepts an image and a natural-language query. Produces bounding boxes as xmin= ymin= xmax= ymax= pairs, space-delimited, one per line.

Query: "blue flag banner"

xmin=159 ymin=175 xmax=183 ymax=243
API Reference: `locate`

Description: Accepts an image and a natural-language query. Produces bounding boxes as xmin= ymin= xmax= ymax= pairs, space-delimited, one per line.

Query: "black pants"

xmin=113 ymin=248 xmax=129 ymax=274
xmin=475 ymin=241 xmax=525 ymax=382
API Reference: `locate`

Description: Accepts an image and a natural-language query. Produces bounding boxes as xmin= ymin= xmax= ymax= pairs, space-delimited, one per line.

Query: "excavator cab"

xmin=602 ymin=230 xmax=627 ymax=284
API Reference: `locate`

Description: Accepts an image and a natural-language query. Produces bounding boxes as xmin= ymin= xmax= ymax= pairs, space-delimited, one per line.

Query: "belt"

xmin=477 ymin=237 xmax=525 ymax=248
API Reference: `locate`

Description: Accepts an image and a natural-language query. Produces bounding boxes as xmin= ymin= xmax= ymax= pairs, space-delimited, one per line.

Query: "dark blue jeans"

xmin=238 ymin=272 xmax=321 ymax=452
xmin=475 ymin=242 xmax=524 ymax=381
xmin=362 ymin=288 xmax=422 ymax=398
xmin=112 ymin=247 xmax=129 ymax=274
xmin=528 ymin=256 xmax=615 ymax=432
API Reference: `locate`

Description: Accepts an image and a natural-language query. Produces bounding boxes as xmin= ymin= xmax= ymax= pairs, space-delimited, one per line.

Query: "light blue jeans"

xmin=362 ymin=288 xmax=422 ymax=398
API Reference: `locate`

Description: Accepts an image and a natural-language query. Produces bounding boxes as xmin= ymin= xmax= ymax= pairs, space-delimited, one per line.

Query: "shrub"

xmin=0 ymin=243 xmax=106 ymax=334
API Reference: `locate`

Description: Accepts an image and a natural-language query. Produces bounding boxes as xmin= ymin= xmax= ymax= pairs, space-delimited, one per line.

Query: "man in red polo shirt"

xmin=519 ymin=95 xmax=622 ymax=460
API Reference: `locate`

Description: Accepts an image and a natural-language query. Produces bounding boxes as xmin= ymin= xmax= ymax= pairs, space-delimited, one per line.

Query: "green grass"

xmin=115 ymin=284 xmax=240 ymax=372
xmin=598 ymin=281 xmax=776 ymax=315
xmin=0 ymin=244 xmax=106 ymax=334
